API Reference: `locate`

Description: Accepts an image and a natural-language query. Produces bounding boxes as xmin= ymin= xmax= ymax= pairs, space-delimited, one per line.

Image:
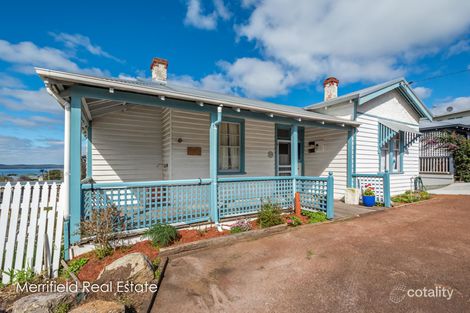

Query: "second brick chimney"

xmin=150 ymin=58 xmax=168 ymax=84
xmin=323 ymin=77 xmax=339 ymax=101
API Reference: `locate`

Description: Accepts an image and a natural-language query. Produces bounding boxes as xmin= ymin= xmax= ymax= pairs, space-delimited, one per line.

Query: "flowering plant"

xmin=230 ymin=219 xmax=252 ymax=234
xmin=286 ymin=215 xmax=302 ymax=227
xmin=363 ymin=184 xmax=375 ymax=196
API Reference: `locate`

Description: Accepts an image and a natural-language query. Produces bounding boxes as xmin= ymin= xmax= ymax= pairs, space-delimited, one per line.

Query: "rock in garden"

xmin=97 ymin=252 xmax=154 ymax=284
xmin=11 ymin=292 xmax=75 ymax=313
xmin=69 ymin=300 xmax=125 ymax=313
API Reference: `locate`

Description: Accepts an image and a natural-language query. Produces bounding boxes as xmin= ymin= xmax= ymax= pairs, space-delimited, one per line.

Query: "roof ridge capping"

xmin=304 ymin=77 xmax=433 ymax=121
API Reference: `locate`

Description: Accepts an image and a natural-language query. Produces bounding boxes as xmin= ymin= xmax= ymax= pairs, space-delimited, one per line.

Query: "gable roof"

xmin=35 ymin=68 xmax=359 ymax=127
xmin=305 ymin=78 xmax=433 ymax=121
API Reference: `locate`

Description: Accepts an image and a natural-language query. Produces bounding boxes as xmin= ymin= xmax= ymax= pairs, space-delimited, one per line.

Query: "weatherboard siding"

xmin=355 ymin=111 xmax=420 ymax=196
xmin=304 ymin=127 xmax=348 ymax=199
xmin=168 ymin=111 xmax=275 ymax=179
xmin=170 ymin=110 xmax=210 ymax=180
xmin=243 ymin=119 xmax=275 ymax=176
xmin=91 ymin=106 xmax=163 ymax=182
xmin=358 ymin=90 xmax=420 ymax=126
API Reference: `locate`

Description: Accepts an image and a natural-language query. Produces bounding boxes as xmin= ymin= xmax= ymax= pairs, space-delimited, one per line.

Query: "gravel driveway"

xmin=154 ymin=195 xmax=470 ymax=312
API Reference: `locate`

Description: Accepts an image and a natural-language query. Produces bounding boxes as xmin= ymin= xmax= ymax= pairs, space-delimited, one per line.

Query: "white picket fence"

xmin=0 ymin=182 xmax=64 ymax=284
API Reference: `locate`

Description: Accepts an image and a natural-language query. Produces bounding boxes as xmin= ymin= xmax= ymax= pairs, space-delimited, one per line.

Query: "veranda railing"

xmin=352 ymin=171 xmax=391 ymax=207
xmin=81 ymin=174 xmax=334 ymax=235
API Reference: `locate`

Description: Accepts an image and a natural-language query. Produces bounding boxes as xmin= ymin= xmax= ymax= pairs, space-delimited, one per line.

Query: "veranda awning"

xmin=378 ymin=119 xmax=421 ymax=149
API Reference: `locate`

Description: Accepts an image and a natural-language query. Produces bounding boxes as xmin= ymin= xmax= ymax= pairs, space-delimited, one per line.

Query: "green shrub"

xmin=64 ymin=257 xmax=88 ymax=278
xmin=286 ymin=215 xmax=302 ymax=227
xmin=257 ymin=203 xmax=283 ymax=228
xmin=302 ymin=210 xmax=327 ymax=224
xmin=392 ymin=190 xmax=430 ymax=203
xmin=144 ymin=224 xmax=179 ymax=247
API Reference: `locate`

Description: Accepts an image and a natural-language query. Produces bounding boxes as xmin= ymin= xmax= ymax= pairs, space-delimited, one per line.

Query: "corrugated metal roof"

xmin=35 ymin=68 xmax=360 ymax=126
xmin=420 ymin=116 xmax=470 ymax=130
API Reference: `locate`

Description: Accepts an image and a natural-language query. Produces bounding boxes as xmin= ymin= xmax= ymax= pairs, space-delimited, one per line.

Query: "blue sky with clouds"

xmin=0 ymin=0 xmax=469 ymax=164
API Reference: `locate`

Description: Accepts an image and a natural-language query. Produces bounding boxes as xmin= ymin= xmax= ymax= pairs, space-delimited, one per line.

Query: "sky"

xmin=0 ymin=0 xmax=469 ymax=164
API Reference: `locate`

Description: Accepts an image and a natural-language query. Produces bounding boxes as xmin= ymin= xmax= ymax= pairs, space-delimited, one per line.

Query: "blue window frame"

xmin=380 ymin=132 xmax=404 ymax=173
xmin=218 ymin=117 xmax=245 ymax=175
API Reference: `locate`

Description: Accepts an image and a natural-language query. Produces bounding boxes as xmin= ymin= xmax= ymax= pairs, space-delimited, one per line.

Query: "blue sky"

xmin=0 ymin=0 xmax=469 ymax=164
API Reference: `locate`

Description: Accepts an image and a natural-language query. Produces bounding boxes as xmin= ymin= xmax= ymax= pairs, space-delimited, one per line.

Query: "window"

xmin=380 ymin=132 xmax=403 ymax=173
xmin=218 ymin=119 xmax=244 ymax=173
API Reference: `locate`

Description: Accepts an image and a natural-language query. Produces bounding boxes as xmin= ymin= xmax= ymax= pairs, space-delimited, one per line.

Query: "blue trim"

xmin=326 ymin=172 xmax=334 ymax=219
xmin=86 ymin=121 xmax=92 ymax=178
xmin=357 ymin=82 xmax=433 ymax=121
xmin=275 ymin=124 xmax=304 ymax=176
xmin=383 ymin=170 xmax=391 ymax=207
xmin=69 ymin=89 xmax=82 ymax=244
xmin=82 ymin=178 xmax=213 ymax=189
xmin=217 ymin=116 xmax=245 ymax=175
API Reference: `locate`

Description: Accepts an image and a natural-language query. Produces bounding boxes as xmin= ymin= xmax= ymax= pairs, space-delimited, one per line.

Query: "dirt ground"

xmin=153 ymin=195 xmax=470 ymax=313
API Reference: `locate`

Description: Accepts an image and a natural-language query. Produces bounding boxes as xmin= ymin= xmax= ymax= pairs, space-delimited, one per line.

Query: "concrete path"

xmin=154 ymin=195 xmax=470 ymax=312
xmin=429 ymin=182 xmax=470 ymax=195
xmin=333 ymin=200 xmax=383 ymax=219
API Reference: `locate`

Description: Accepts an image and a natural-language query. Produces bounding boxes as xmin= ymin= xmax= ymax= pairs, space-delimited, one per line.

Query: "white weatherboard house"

xmin=35 ymin=58 xmax=432 ymax=257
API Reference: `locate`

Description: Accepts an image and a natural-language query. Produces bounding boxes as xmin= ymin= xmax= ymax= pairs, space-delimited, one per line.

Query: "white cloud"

xmin=0 ymin=73 xmax=25 ymax=88
xmin=432 ymin=96 xmax=470 ymax=115
xmin=0 ymin=135 xmax=63 ymax=164
xmin=413 ymin=86 xmax=432 ymax=99
xmin=0 ymin=112 xmax=61 ymax=128
xmin=184 ymin=0 xmax=231 ymax=30
xmin=50 ymin=32 xmax=124 ymax=63
xmin=0 ymin=87 xmax=61 ymax=113
xmin=0 ymin=39 xmax=109 ymax=76
xmin=447 ymin=39 xmax=470 ymax=57
xmin=170 ymin=73 xmax=233 ymax=94
xmin=223 ymin=58 xmax=293 ymax=97
xmin=230 ymin=0 xmax=470 ymax=97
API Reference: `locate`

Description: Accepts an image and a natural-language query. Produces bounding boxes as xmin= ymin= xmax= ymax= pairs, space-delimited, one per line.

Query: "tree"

xmin=436 ymin=132 xmax=470 ymax=182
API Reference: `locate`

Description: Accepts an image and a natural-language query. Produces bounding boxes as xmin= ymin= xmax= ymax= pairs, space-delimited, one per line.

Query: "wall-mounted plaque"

xmin=187 ymin=147 xmax=202 ymax=156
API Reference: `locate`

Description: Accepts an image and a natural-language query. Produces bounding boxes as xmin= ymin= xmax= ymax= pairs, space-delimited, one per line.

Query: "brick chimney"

xmin=323 ymin=77 xmax=339 ymax=101
xmin=150 ymin=58 xmax=168 ymax=84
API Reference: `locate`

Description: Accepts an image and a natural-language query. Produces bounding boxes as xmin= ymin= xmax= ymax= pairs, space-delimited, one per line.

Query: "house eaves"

xmin=35 ymin=68 xmax=360 ymax=127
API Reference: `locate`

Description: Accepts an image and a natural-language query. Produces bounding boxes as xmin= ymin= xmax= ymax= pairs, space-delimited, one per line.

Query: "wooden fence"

xmin=0 ymin=182 xmax=64 ymax=284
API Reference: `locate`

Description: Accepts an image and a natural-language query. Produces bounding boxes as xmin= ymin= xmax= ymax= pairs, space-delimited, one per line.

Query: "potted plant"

xmin=362 ymin=184 xmax=376 ymax=207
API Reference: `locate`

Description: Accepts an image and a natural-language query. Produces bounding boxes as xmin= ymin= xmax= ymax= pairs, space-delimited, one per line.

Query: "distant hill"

xmin=0 ymin=164 xmax=63 ymax=169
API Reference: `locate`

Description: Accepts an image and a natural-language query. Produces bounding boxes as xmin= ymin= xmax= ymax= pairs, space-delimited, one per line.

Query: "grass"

xmin=306 ymin=249 xmax=314 ymax=260
xmin=392 ymin=190 xmax=431 ymax=203
xmin=302 ymin=210 xmax=327 ymax=223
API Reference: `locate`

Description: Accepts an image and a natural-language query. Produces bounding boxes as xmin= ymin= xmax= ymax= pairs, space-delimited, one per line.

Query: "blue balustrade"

xmin=79 ymin=174 xmax=335 ymax=239
xmin=352 ymin=171 xmax=391 ymax=207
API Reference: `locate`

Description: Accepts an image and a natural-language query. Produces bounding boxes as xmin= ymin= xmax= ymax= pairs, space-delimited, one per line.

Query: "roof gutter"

xmin=36 ymin=68 xmax=360 ymax=127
